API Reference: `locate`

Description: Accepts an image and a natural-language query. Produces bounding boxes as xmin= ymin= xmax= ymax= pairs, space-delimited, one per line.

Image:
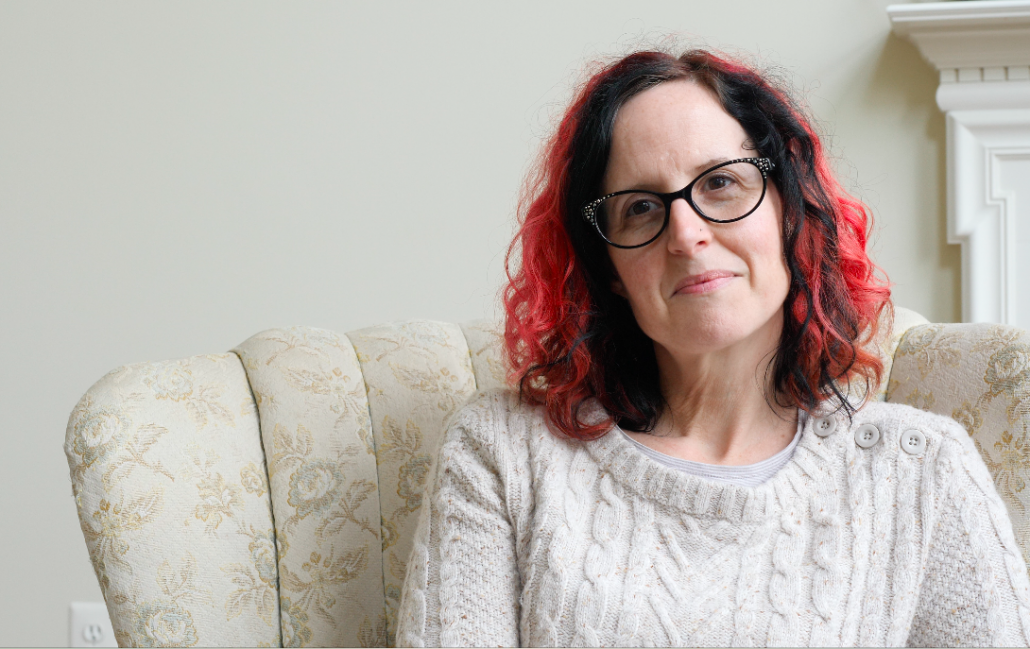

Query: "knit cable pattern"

xmin=800 ymin=444 xmax=846 ymax=646
xmin=395 ymin=392 xmax=1030 ymax=647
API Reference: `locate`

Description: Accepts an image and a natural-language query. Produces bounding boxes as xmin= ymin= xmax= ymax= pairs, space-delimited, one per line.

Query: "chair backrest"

xmin=66 ymin=319 xmax=504 ymax=647
xmin=65 ymin=309 xmax=1030 ymax=647
xmin=231 ymin=320 xmax=506 ymax=647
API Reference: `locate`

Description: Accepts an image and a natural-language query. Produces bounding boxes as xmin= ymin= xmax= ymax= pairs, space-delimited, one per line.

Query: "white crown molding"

xmin=890 ymin=2 xmax=1030 ymax=327
xmin=937 ymin=80 xmax=1030 ymax=111
xmin=888 ymin=1 xmax=1030 ymax=70
xmin=889 ymin=0 xmax=1030 ymax=31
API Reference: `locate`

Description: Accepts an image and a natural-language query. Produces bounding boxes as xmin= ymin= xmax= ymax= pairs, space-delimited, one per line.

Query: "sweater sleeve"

xmin=396 ymin=393 xmax=529 ymax=648
xmin=907 ymin=419 xmax=1030 ymax=648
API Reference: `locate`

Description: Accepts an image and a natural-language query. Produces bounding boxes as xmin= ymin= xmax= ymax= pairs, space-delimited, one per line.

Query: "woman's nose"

xmin=665 ymin=197 xmax=712 ymax=254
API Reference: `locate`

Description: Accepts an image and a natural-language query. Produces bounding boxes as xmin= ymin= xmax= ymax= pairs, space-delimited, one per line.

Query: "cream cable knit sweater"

xmin=397 ymin=390 xmax=1030 ymax=647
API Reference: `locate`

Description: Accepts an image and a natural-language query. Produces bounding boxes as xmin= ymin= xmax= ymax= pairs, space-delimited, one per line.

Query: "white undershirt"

xmin=617 ymin=411 xmax=807 ymax=487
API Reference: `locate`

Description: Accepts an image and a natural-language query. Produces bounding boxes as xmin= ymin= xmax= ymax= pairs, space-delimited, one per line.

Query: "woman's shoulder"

xmin=857 ymin=399 xmax=964 ymax=432
xmin=451 ymin=387 xmax=545 ymax=437
xmin=856 ymin=400 xmax=972 ymax=453
xmin=855 ymin=400 xmax=992 ymax=490
xmin=439 ymin=388 xmax=556 ymax=469
xmin=861 ymin=401 xmax=972 ymax=442
xmin=859 ymin=402 xmax=1027 ymax=597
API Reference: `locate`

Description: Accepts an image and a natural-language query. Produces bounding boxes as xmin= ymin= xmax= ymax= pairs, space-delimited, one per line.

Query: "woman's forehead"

xmin=605 ymin=79 xmax=750 ymax=190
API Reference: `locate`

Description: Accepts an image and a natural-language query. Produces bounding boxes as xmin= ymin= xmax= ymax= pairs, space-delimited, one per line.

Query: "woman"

xmin=397 ymin=49 xmax=1030 ymax=647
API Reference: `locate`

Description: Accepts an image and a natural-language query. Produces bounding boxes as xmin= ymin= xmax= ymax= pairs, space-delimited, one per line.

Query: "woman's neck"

xmin=630 ymin=320 xmax=797 ymax=466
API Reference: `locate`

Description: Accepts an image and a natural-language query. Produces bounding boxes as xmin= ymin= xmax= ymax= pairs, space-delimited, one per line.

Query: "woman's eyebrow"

xmin=634 ymin=156 xmax=736 ymax=191
xmin=690 ymin=155 xmax=734 ymax=174
xmin=607 ymin=155 xmax=739 ymax=194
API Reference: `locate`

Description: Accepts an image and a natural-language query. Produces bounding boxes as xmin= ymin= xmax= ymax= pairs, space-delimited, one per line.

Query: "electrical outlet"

xmin=69 ymin=602 xmax=117 ymax=648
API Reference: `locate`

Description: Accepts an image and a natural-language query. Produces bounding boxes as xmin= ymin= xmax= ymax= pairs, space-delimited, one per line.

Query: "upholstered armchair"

xmin=64 ymin=308 xmax=1030 ymax=647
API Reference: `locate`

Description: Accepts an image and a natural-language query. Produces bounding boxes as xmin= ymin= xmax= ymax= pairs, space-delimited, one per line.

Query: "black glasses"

xmin=582 ymin=157 xmax=775 ymax=249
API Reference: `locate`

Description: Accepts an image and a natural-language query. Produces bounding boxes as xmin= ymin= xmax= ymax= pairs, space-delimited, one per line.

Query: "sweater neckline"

xmin=583 ymin=408 xmax=841 ymax=521
xmin=615 ymin=411 xmax=806 ymax=486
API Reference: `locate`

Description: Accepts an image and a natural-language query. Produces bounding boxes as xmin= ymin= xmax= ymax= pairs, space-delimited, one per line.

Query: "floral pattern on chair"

xmin=74 ymin=311 xmax=1030 ymax=648
xmin=460 ymin=321 xmax=508 ymax=393
xmin=65 ymin=354 xmax=281 ymax=647
xmin=349 ymin=321 xmax=479 ymax=647
xmin=233 ymin=327 xmax=384 ymax=648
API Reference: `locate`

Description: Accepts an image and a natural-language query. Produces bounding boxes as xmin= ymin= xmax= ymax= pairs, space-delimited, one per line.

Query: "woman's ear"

xmin=611 ymin=275 xmax=628 ymax=299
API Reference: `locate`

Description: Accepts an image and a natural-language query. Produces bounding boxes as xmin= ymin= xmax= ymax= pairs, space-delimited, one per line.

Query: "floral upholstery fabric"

xmin=64 ymin=354 xmax=281 ymax=647
xmin=232 ymin=327 xmax=384 ymax=648
xmin=459 ymin=321 xmax=509 ymax=393
xmin=66 ymin=309 xmax=1030 ymax=647
xmin=348 ymin=321 xmax=479 ymax=646
xmin=873 ymin=306 xmax=931 ymax=402
xmin=887 ymin=321 xmax=1030 ymax=564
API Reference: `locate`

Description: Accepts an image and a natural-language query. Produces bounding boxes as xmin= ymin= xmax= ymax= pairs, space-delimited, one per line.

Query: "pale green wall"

xmin=0 ymin=1 xmax=951 ymax=645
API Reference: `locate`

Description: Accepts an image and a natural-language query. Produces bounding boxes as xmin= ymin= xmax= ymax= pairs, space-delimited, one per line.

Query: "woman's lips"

xmin=673 ymin=271 xmax=737 ymax=295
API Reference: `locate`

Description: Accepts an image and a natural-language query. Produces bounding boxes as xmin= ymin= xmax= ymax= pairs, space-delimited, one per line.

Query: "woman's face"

xmin=603 ymin=79 xmax=790 ymax=360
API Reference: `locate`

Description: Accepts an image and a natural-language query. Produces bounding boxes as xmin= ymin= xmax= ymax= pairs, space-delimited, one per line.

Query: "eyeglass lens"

xmin=596 ymin=161 xmax=765 ymax=247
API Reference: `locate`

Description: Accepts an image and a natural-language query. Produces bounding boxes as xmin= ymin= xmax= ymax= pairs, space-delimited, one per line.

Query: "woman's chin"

xmin=650 ymin=310 xmax=783 ymax=359
xmin=654 ymin=326 xmax=750 ymax=357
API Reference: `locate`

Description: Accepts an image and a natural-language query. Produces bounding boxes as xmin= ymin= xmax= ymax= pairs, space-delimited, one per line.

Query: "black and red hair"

xmin=503 ymin=49 xmax=892 ymax=440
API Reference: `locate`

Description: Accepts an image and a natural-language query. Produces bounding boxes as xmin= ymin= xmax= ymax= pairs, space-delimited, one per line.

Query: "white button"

xmin=901 ymin=429 xmax=926 ymax=455
xmin=855 ymin=423 xmax=881 ymax=449
xmin=814 ymin=416 xmax=837 ymax=437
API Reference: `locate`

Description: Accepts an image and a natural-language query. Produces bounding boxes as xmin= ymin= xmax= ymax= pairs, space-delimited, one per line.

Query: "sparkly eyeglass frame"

xmin=581 ymin=157 xmax=775 ymax=249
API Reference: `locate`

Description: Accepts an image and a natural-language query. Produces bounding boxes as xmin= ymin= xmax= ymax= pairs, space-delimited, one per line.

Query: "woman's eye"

xmin=628 ymin=200 xmax=657 ymax=216
xmin=702 ymin=174 xmax=735 ymax=192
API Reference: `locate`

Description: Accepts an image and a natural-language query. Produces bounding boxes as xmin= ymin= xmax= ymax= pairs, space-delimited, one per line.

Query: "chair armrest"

xmin=64 ymin=352 xmax=280 ymax=647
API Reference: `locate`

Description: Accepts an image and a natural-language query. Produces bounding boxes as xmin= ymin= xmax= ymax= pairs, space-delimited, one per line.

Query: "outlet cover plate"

xmin=69 ymin=602 xmax=117 ymax=648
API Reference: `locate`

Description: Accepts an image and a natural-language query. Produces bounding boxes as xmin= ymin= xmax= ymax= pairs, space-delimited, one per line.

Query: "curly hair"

xmin=503 ymin=49 xmax=892 ymax=440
